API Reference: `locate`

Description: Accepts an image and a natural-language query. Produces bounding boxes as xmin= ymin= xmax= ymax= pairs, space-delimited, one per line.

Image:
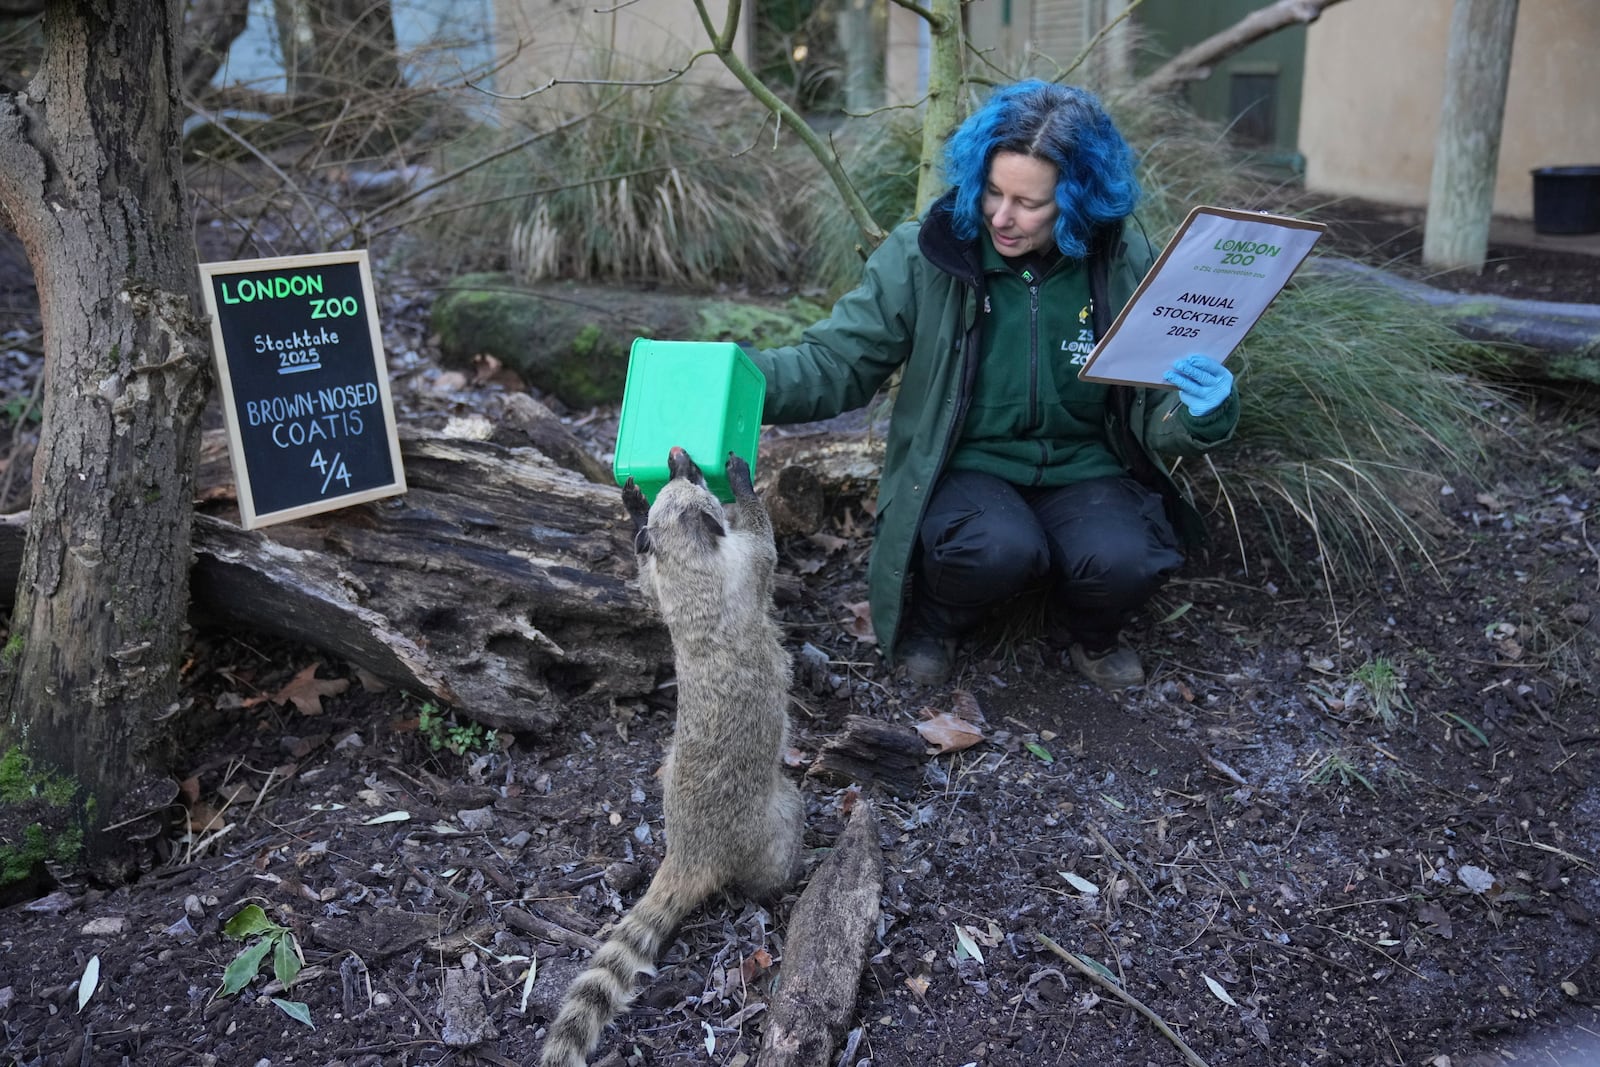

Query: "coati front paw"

xmin=725 ymin=453 xmax=755 ymax=499
xmin=621 ymin=477 xmax=651 ymax=548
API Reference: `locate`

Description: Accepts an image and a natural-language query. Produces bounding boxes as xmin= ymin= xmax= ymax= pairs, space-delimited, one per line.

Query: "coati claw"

xmin=621 ymin=477 xmax=651 ymax=548
xmin=725 ymin=453 xmax=754 ymax=498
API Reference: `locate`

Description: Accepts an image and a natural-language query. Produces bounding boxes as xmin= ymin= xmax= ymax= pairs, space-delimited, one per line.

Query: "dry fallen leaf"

xmin=738 ymin=948 xmax=774 ymax=983
xmin=841 ymin=601 xmax=877 ymax=644
xmin=807 ymin=531 xmax=848 ymax=554
xmin=948 ymin=689 xmax=986 ymax=724
xmin=269 ymin=664 xmax=350 ymax=717
xmin=188 ymin=801 xmax=226 ymax=834
xmin=915 ymin=712 xmax=985 ymax=755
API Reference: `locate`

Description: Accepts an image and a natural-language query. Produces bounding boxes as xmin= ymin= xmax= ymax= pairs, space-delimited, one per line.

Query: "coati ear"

xmin=697 ymin=510 xmax=727 ymax=544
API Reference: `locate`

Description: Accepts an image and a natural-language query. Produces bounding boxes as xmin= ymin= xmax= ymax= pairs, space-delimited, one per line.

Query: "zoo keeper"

xmin=747 ymin=80 xmax=1240 ymax=690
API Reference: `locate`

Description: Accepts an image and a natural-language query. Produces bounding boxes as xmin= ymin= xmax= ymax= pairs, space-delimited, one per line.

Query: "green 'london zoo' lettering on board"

xmin=219 ymin=273 xmax=325 ymax=303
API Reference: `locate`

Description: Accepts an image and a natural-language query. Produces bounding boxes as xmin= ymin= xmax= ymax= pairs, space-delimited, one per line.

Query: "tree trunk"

xmin=0 ymin=2 xmax=210 ymax=876
xmin=840 ymin=0 xmax=879 ymax=112
xmin=913 ymin=0 xmax=964 ymax=215
xmin=1421 ymin=0 xmax=1519 ymax=272
xmin=181 ymin=0 xmax=252 ymax=99
xmin=274 ymin=0 xmax=401 ymax=106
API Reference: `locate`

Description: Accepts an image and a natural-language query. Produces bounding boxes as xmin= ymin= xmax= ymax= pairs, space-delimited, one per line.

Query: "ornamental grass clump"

xmin=414 ymin=78 xmax=794 ymax=288
xmin=506 ymin=81 xmax=794 ymax=288
xmin=1192 ymin=271 xmax=1508 ymax=583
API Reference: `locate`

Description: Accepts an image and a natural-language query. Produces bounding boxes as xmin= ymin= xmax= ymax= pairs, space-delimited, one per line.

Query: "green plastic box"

xmin=613 ymin=339 xmax=766 ymax=503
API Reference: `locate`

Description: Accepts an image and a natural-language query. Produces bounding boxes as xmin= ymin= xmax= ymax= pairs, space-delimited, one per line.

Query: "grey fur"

xmin=539 ymin=450 xmax=803 ymax=1067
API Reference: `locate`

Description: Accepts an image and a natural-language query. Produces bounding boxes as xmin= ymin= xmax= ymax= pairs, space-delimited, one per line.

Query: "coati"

xmin=538 ymin=447 xmax=804 ymax=1067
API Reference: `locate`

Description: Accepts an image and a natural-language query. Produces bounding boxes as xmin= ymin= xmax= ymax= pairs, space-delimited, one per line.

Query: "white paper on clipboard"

xmin=1078 ymin=206 xmax=1325 ymax=388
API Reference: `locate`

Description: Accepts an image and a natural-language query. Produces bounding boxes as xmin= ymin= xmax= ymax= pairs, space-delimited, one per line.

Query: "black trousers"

xmin=910 ymin=470 xmax=1184 ymax=651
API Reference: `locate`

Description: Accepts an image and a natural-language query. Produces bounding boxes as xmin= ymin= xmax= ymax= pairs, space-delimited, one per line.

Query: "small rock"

xmin=457 ymin=807 xmax=495 ymax=832
xmin=23 ymin=891 xmax=77 ymax=915
xmin=0 ymin=986 xmax=12 ymax=1011
xmin=184 ymin=894 xmax=205 ymax=920
xmin=1458 ymin=864 xmax=1496 ymax=894
xmin=164 ymin=916 xmax=199 ymax=942
xmin=604 ymin=862 xmax=644 ymax=893
xmin=80 ymin=916 xmax=127 ymax=936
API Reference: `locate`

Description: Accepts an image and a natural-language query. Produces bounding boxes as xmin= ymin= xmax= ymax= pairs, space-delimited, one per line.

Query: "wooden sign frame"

xmin=198 ymin=250 xmax=406 ymax=529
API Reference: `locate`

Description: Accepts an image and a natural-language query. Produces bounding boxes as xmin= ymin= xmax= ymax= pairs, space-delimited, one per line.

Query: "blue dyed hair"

xmin=943 ymin=80 xmax=1140 ymax=258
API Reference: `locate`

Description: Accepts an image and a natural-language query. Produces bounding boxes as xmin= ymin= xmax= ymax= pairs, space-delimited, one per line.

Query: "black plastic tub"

xmin=1531 ymin=165 xmax=1600 ymax=235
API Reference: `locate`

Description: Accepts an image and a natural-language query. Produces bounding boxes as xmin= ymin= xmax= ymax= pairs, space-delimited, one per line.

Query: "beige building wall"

xmin=490 ymin=0 xmax=746 ymax=106
xmin=1300 ymin=0 xmax=1600 ymax=219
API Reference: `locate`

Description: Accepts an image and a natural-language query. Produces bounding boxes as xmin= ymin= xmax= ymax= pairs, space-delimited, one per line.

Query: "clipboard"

xmin=1078 ymin=206 xmax=1326 ymax=388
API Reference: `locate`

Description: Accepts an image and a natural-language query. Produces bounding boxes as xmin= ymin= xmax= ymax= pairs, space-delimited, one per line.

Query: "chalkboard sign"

xmin=198 ymin=250 xmax=406 ymax=529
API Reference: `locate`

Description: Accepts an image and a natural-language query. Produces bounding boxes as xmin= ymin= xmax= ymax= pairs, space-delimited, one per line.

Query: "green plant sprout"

xmin=1303 ymin=751 xmax=1377 ymax=796
xmin=417 ymin=702 xmax=494 ymax=757
xmin=219 ymin=904 xmax=313 ymax=1028
xmin=1350 ymin=657 xmax=1412 ymax=729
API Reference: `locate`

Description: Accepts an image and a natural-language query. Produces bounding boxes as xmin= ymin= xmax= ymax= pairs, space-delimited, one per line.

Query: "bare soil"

xmin=2 ymin=200 xmax=1600 ymax=1067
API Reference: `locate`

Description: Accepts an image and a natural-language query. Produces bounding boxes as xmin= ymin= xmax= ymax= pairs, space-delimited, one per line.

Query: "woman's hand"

xmin=1163 ymin=354 xmax=1234 ymax=417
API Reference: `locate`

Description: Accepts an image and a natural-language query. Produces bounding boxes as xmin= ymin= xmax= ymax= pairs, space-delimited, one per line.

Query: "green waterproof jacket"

xmin=748 ymin=191 xmax=1239 ymax=659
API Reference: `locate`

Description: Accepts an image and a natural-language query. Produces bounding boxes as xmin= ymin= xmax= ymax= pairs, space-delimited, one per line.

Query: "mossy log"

xmin=428 ymin=275 xmax=823 ymax=409
xmin=1306 ymin=259 xmax=1600 ymax=382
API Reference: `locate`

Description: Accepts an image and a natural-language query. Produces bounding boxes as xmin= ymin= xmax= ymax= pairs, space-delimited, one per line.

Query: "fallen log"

xmin=189 ymin=427 xmax=669 ymax=734
xmin=759 ymin=800 xmax=883 ymax=1067
xmin=1305 ymin=258 xmax=1600 ymax=382
xmin=0 ymin=402 xmax=884 ymax=735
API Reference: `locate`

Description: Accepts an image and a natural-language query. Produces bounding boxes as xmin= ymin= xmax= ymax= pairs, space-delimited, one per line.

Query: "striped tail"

xmin=538 ymin=861 xmax=714 ymax=1067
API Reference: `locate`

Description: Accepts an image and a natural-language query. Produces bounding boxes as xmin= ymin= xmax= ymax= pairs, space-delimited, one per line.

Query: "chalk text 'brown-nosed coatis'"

xmin=538 ymin=448 xmax=803 ymax=1067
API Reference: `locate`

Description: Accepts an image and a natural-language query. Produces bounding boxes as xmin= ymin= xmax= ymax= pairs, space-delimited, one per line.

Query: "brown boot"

xmin=1070 ymin=643 xmax=1145 ymax=689
xmin=899 ymin=630 xmax=956 ymax=687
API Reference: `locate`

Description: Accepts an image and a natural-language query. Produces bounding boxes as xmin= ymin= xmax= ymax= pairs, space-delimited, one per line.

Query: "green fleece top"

xmin=748 ymin=191 xmax=1240 ymax=659
xmin=949 ymin=240 xmax=1125 ymax=485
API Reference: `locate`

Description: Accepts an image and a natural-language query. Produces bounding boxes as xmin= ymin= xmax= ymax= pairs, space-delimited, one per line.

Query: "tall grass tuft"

xmin=789 ymin=110 xmax=924 ymax=295
xmin=413 ymin=81 xmax=797 ymax=288
xmin=1184 ymin=271 xmax=1509 ymax=583
xmin=1107 ymin=88 xmax=1511 ymax=585
xmin=508 ymin=83 xmax=795 ymax=288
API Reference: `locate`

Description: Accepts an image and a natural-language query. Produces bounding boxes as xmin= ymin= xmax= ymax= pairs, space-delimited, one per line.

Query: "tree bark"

xmin=913 ymin=0 xmax=963 ymax=215
xmin=1138 ymin=0 xmax=1349 ymax=96
xmin=1422 ymin=0 xmax=1520 ymax=272
xmin=181 ymin=0 xmax=252 ymax=99
xmin=758 ymin=800 xmax=883 ymax=1067
xmin=0 ymin=2 xmax=211 ymax=876
xmin=190 ymin=429 xmax=667 ymax=734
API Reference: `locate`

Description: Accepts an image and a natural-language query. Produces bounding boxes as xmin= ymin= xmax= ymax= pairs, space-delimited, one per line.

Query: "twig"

xmin=1088 ymin=824 xmax=1157 ymax=905
xmin=1035 ymin=933 xmax=1210 ymax=1067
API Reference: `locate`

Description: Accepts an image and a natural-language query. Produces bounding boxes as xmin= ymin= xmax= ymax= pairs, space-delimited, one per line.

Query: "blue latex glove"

xmin=1163 ymin=354 xmax=1234 ymax=417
